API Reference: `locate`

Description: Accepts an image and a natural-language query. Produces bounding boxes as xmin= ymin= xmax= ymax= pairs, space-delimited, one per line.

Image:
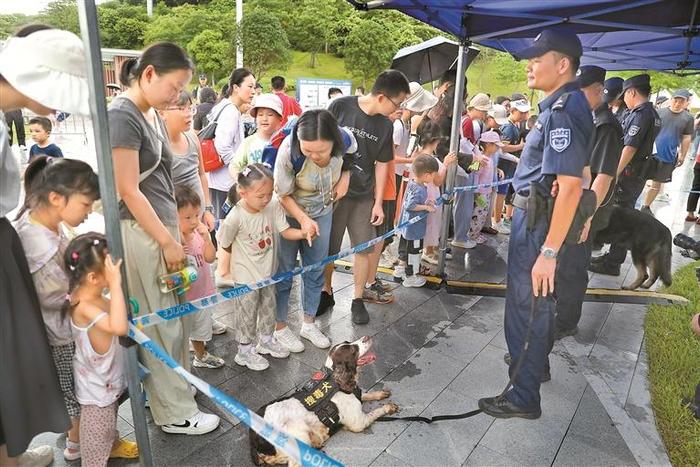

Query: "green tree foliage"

xmin=38 ymin=0 xmax=79 ymax=35
xmin=343 ymin=19 xmax=396 ymax=87
xmin=235 ymin=9 xmax=291 ymax=80
xmin=287 ymin=0 xmax=335 ymax=68
xmin=187 ymin=29 xmax=233 ymax=77
xmin=98 ymin=2 xmax=149 ymax=49
xmin=0 ymin=14 xmax=31 ymax=38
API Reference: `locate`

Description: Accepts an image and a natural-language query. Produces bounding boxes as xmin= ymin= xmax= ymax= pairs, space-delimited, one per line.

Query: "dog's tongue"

xmin=357 ymin=351 xmax=376 ymax=366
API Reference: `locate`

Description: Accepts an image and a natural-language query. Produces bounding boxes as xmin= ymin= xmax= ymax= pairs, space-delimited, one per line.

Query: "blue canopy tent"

xmin=347 ymin=0 xmax=700 ymax=275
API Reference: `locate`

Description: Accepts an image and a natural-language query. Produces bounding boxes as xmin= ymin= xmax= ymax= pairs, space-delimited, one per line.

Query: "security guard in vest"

xmin=589 ymin=74 xmax=661 ymax=276
xmin=554 ymin=66 xmax=624 ymax=337
xmin=478 ymin=29 xmax=595 ymax=419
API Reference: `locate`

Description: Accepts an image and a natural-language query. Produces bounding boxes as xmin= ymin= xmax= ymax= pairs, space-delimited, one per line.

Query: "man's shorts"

xmin=329 ymin=196 xmax=376 ymax=256
xmin=651 ymin=160 xmax=676 ymax=183
xmin=497 ymin=159 xmax=517 ymax=196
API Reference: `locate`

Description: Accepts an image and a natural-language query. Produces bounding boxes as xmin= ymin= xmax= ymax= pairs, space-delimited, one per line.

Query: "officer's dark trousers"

xmin=608 ymin=174 xmax=646 ymax=265
xmin=554 ymin=241 xmax=591 ymax=332
xmin=504 ymin=207 xmax=555 ymax=410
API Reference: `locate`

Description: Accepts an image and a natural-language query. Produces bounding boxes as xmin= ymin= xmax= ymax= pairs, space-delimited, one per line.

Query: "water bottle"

xmin=158 ymin=265 xmax=198 ymax=295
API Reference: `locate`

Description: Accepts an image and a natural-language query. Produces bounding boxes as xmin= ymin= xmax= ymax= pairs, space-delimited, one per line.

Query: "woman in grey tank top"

xmin=160 ymin=90 xmax=216 ymax=230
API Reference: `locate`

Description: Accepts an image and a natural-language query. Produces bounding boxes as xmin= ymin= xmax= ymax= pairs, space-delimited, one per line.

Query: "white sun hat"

xmin=0 ymin=29 xmax=90 ymax=115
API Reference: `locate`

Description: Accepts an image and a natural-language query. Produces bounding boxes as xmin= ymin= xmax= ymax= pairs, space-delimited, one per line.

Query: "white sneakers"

xmin=256 ymin=335 xmax=290 ymax=359
xmin=193 ymin=351 xmax=225 ymax=369
xmin=495 ymin=220 xmax=511 ymax=234
xmin=393 ymin=265 xmax=406 ymax=281
xmin=403 ymin=274 xmax=426 ymax=288
xmin=234 ymin=346 xmax=269 ymax=371
xmin=17 ymin=445 xmax=53 ymax=466
xmin=451 ymin=239 xmax=477 ymax=249
xmin=161 ymin=410 xmax=220 ymax=435
xmin=274 ymin=326 xmax=305 ymax=353
xmin=211 ymin=319 xmax=228 ymax=335
xmin=300 ymin=323 xmax=331 ymax=349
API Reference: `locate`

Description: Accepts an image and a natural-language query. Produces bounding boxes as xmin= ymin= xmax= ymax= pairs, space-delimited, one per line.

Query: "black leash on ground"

xmin=377 ymin=296 xmax=539 ymax=424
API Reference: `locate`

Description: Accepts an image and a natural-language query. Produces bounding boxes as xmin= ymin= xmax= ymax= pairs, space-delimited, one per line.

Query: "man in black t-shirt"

xmin=323 ymin=71 xmax=410 ymax=325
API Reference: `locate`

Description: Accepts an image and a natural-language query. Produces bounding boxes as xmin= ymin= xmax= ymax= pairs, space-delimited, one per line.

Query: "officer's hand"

xmin=578 ymin=217 xmax=592 ymax=244
xmin=550 ymin=180 xmax=559 ymax=198
xmin=532 ymin=254 xmax=556 ymax=297
xmin=676 ymin=157 xmax=685 ymax=168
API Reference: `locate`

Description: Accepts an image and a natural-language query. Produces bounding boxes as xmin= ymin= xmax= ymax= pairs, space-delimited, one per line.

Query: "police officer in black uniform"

xmin=604 ymin=77 xmax=627 ymax=125
xmin=590 ymin=74 xmax=661 ymax=276
xmin=554 ymin=66 xmax=624 ymax=337
xmin=478 ymin=29 xmax=595 ymax=419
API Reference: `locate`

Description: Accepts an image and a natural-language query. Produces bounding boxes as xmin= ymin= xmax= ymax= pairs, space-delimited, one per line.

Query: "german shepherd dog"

xmin=593 ymin=206 xmax=672 ymax=290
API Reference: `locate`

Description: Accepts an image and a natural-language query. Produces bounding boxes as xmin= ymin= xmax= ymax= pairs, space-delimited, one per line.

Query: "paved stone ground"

xmin=23 ymin=131 xmax=698 ymax=466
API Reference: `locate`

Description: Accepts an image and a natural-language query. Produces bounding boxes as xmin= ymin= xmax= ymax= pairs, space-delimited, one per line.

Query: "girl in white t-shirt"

xmin=217 ymin=164 xmax=308 ymax=371
xmin=64 ymin=233 xmax=138 ymax=466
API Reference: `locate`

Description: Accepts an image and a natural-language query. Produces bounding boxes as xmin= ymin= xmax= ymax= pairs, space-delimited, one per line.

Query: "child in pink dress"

xmin=176 ymin=185 xmax=225 ymax=369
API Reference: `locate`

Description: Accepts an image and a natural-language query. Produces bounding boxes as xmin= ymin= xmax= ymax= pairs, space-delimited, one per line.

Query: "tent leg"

xmin=77 ymin=2 xmax=154 ymax=466
xmin=436 ymin=42 xmax=469 ymax=277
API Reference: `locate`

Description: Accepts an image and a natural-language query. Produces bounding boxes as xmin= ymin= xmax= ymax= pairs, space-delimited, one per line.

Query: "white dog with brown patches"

xmin=249 ymin=336 xmax=398 ymax=466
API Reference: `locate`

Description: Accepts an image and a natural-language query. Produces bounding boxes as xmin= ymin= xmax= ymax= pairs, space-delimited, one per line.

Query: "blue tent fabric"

xmin=347 ymin=0 xmax=700 ymax=71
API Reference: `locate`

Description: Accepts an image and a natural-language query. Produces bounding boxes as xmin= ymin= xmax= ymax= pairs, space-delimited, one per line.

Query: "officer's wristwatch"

xmin=540 ymin=246 xmax=558 ymax=259
xmin=205 ymin=205 xmax=215 ymax=214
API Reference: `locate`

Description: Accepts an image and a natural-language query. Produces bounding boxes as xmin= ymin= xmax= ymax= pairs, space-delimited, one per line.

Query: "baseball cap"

xmin=515 ymin=29 xmax=583 ymax=60
xmin=511 ymin=99 xmax=530 ymax=113
xmin=468 ymin=93 xmax=492 ymax=112
xmin=250 ymin=93 xmax=283 ymax=118
xmin=603 ymin=77 xmax=624 ymax=103
xmin=404 ymin=81 xmax=439 ymax=113
xmin=199 ymin=73 xmax=207 ymax=79
xmin=673 ymin=89 xmax=692 ymax=99
xmin=488 ymin=104 xmax=509 ymax=125
xmin=0 ymin=29 xmax=89 ymax=115
xmin=479 ymin=130 xmax=504 ymax=147
xmin=511 ymin=93 xmax=527 ymax=101
xmin=576 ymin=65 xmax=606 ymax=88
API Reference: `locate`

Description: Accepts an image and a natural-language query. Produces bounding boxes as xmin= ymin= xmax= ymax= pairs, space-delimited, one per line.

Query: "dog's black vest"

xmin=292 ymin=370 xmax=361 ymax=434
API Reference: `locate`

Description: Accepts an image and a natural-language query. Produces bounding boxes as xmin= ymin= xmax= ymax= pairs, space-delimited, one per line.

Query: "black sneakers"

xmin=316 ymin=290 xmax=335 ymax=317
xmin=478 ymin=396 xmax=541 ymax=419
xmin=351 ymin=298 xmax=370 ymax=324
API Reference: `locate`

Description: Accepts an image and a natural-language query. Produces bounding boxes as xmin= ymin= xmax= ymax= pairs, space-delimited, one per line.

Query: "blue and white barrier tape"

xmin=128 ymin=323 xmax=343 ymax=467
xmin=132 ymin=178 xmax=513 ymax=329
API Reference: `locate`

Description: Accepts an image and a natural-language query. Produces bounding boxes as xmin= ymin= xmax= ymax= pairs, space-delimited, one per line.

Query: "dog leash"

xmin=377 ymin=297 xmax=540 ymax=424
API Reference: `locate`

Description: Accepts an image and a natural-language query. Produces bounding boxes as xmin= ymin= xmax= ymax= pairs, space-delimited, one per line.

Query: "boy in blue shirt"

xmin=395 ymin=154 xmax=439 ymax=288
xmin=28 ymin=116 xmax=63 ymax=162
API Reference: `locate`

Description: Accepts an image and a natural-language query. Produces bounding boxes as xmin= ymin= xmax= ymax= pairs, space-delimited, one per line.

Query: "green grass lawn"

xmin=258 ymin=50 xmax=362 ymax=93
xmin=645 ymin=261 xmax=700 ymax=465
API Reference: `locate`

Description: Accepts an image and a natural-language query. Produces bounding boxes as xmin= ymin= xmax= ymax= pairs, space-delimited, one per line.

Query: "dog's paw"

xmin=379 ymin=389 xmax=392 ymax=400
xmin=385 ymin=402 xmax=399 ymax=415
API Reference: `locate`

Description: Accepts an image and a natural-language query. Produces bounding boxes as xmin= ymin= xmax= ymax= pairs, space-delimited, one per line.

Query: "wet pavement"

xmin=23 ymin=133 xmax=699 ymax=466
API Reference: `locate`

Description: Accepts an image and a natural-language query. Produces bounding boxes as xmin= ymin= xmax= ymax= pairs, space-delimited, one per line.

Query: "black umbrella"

xmin=391 ymin=36 xmax=480 ymax=84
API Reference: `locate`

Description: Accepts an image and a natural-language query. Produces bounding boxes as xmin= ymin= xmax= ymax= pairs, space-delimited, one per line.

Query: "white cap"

xmin=250 ymin=93 xmax=283 ymax=118
xmin=0 ymin=29 xmax=89 ymax=115
xmin=511 ymin=99 xmax=530 ymax=113
xmin=404 ymin=81 xmax=439 ymax=113
xmin=488 ymin=104 xmax=509 ymax=125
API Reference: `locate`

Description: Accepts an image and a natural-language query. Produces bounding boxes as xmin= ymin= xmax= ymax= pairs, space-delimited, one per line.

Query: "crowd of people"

xmin=2 ymin=20 xmax=700 ymax=467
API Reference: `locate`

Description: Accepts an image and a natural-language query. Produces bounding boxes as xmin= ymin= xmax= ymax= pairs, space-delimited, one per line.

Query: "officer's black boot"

xmin=588 ymin=259 xmax=620 ymax=276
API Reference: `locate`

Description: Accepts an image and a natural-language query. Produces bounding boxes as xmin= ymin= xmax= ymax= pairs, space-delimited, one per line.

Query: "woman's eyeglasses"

xmin=163 ymin=106 xmax=196 ymax=115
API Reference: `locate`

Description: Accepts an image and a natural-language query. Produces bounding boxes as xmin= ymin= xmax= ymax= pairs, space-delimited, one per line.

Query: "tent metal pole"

xmin=682 ymin=0 xmax=699 ymax=67
xmin=77 ymin=2 xmax=154 ymax=466
xmin=436 ymin=42 xmax=468 ymax=277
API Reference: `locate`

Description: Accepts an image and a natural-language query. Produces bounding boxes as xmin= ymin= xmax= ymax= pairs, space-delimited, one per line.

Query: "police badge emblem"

xmin=549 ymin=128 xmax=571 ymax=152
xmin=629 ymin=125 xmax=640 ymax=136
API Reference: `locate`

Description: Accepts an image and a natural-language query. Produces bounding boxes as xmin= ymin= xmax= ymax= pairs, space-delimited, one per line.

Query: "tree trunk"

xmin=310 ymin=52 xmax=317 ymax=68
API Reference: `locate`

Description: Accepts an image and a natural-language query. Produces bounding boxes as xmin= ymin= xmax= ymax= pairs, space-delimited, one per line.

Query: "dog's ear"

xmin=332 ymin=345 xmax=358 ymax=393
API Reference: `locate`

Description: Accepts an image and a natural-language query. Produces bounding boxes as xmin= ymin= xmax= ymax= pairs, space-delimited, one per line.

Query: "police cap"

xmin=576 ymin=65 xmax=606 ymax=88
xmin=622 ymin=74 xmax=651 ymax=93
xmin=515 ymin=29 xmax=583 ymax=60
xmin=603 ymin=77 xmax=623 ymax=103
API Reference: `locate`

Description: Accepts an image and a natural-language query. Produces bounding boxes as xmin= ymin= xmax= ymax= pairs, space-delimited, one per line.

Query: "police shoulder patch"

xmin=552 ymin=92 xmax=572 ymax=111
xmin=628 ymin=125 xmax=640 ymax=136
xmin=549 ymin=127 xmax=571 ymax=152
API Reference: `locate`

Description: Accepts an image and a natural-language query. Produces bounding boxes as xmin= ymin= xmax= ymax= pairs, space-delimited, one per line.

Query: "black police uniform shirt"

xmin=327 ymin=96 xmax=393 ymax=200
xmin=512 ymin=81 xmax=595 ymax=195
xmin=590 ymin=103 xmax=624 ymax=205
xmin=622 ymin=101 xmax=661 ymax=175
